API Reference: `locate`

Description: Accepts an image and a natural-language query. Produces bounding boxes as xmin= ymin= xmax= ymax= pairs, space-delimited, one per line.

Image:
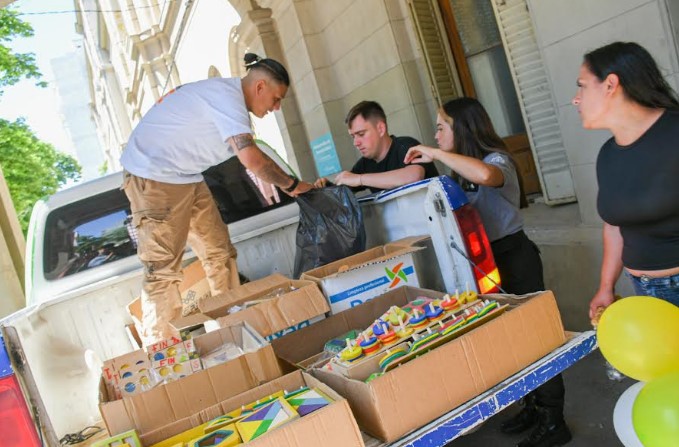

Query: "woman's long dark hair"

xmin=584 ymin=42 xmax=679 ymax=109
xmin=441 ymin=97 xmax=527 ymax=207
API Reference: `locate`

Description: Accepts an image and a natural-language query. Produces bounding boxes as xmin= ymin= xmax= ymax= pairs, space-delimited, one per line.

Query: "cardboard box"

xmin=272 ymin=286 xmax=567 ymax=442
xmin=196 ymin=274 xmax=329 ymax=341
xmin=301 ymin=238 xmax=425 ymax=314
xmin=99 ymin=322 xmax=283 ymax=437
xmin=140 ymin=370 xmax=365 ymax=447
xmin=198 ymin=273 xmax=294 ymax=317
xmin=178 ymin=260 xmax=212 ymax=316
xmin=126 ymin=260 xmax=213 ymax=334
xmin=125 ymin=323 xmax=142 ymax=350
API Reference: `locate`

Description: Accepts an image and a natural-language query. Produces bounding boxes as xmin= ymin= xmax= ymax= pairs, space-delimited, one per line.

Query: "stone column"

xmin=247 ymin=7 xmax=317 ymax=180
xmin=0 ymin=168 xmax=26 ymax=318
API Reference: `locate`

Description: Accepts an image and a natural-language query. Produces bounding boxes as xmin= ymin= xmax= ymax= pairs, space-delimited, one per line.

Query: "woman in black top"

xmin=573 ymin=42 xmax=679 ymax=318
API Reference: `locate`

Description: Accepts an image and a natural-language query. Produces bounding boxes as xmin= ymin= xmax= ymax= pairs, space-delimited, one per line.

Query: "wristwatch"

xmin=284 ymin=175 xmax=300 ymax=192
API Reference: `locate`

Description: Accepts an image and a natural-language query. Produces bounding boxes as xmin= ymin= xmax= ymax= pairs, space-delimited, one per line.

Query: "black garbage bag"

xmin=293 ymin=185 xmax=366 ymax=278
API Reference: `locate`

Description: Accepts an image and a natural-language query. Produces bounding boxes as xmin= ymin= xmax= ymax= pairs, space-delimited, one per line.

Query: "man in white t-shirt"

xmin=121 ymin=53 xmax=312 ymax=346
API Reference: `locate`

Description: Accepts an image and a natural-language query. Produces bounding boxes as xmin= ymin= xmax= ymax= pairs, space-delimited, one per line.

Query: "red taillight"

xmin=0 ymin=374 xmax=41 ymax=446
xmin=453 ymin=204 xmax=501 ymax=293
xmin=467 ymin=232 xmax=482 ymax=257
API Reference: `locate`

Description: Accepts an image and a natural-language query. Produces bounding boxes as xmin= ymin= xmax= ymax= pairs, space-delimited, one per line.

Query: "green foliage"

xmin=98 ymin=159 xmax=109 ymax=176
xmin=0 ymin=118 xmax=81 ymax=233
xmin=0 ymin=8 xmax=46 ymax=95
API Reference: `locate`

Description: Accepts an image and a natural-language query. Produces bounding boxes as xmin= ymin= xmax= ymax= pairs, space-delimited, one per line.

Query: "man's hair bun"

xmin=243 ymin=53 xmax=290 ymax=86
xmin=244 ymin=53 xmax=261 ymax=67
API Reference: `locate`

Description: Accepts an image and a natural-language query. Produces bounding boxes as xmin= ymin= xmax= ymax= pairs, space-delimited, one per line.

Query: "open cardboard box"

xmin=141 ymin=370 xmax=365 ymax=447
xmin=99 ymin=322 xmax=283 ymax=437
xmin=272 ymin=286 xmax=567 ymax=442
xmin=199 ymin=273 xmax=289 ymax=316
xmin=177 ymin=259 xmax=213 ymax=315
xmin=195 ymin=274 xmax=329 ymax=341
xmin=126 ymin=260 xmax=213 ymax=344
xmin=301 ymin=236 xmax=427 ymax=314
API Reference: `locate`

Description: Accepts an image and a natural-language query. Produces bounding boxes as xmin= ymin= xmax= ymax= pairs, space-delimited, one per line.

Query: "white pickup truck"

xmin=0 ymin=162 xmax=499 ymax=446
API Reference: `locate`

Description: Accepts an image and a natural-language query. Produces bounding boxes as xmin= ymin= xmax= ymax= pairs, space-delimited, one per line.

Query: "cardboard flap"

xmin=302 ymin=245 xmax=423 ymax=281
xmin=213 ymin=281 xmax=330 ymax=338
xmin=355 ymin=246 xmax=422 ymax=268
xmin=199 ymin=273 xmax=290 ymax=316
xmin=165 ymin=368 xmax=222 ymax=420
xmin=243 ymin=344 xmax=284 ymax=387
xmin=312 ymin=368 xmax=383 ymax=439
xmin=170 ymin=313 xmax=214 ymax=333
xmin=268 ymin=284 xmax=329 ymax=326
xmin=123 ymin=382 xmax=178 ymax=434
xmin=99 ymin=399 xmax=132 ymax=436
xmin=384 ymin=235 xmax=431 ymax=250
xmin=126 ymin=297 xmax=142 ymax=326
xmin=127 ymin=260 xmax=213 ymax=324
xmin=191 ymin=321 xmax=269 ymax=357
xmin=179 ymin=260 xmax=207 ymax=291
xmin=216 ymin=308 xmax=275 ymax=339
xmin=271 ymin=312 xmax=355 ymax=363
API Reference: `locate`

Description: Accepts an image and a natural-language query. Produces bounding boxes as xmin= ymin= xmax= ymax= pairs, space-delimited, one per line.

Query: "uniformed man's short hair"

xmin=345 ymin=100 xmax=387 ymax=126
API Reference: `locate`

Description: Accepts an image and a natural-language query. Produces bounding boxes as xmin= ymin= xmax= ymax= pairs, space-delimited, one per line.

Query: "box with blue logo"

xmin=301 ymin=237 xmax=425 ymax=314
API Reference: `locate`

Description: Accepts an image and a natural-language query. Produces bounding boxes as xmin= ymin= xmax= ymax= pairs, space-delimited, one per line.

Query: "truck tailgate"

xmin=365 ymin=331 xmax=597 ymax=446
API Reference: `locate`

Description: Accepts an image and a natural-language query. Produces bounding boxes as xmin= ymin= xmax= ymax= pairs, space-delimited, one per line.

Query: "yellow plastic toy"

xmin=150 ymin=422 xmax=212 ymax=447
xmin=93 ymin=430 xmax=142 ymax=447
xmin=386 ymin=306 xmax=409 ymax=326
xmin=204 ymin=416 xmax=235 ymax=434
xmin=460 ymin=290 xmax=478 ymax=304
xmin=396 ymin=327 xmax=414 ymax=338
xmin=339 ymin=339 xmax=362 ymax=361
xmin=188 ymin=425 xmax=240 ymax=447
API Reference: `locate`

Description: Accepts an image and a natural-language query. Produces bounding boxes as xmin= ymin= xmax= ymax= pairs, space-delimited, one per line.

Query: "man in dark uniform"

xmin=315 ymin=101 xmax=438 ymax=192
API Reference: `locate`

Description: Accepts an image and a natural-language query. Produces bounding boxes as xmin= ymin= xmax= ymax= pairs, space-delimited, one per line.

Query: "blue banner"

xmin=310 ymin=132 xmax=342 ymax=177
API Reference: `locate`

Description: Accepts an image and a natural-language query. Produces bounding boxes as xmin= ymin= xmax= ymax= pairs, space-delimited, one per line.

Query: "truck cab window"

xmin=43 ymin=189 xmax=137 ymax=280
xmin=43 ymin=159 xmax=293 ymax=281
xmin=203 ymin=156 xmax=294 ymax=224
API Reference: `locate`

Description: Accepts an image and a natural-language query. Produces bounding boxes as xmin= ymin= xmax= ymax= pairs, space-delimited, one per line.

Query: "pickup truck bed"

xmin=62 ymin=331 xmax=597 ymax=446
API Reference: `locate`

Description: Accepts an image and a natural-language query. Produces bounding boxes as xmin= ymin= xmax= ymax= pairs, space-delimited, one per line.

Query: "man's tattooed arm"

xmin=228 ymin=133 xmax=256 ymax=152
xmin=228 ymin=133 xmax=295 ymax=189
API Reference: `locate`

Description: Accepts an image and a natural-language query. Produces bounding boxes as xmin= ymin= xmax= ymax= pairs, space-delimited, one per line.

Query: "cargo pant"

xmin=122 ymin=171 xmax=239 ymax=346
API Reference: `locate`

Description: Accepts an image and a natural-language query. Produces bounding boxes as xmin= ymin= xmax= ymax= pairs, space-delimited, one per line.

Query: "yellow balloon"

xmin=597 ymin=296 xmax=679 ymax=382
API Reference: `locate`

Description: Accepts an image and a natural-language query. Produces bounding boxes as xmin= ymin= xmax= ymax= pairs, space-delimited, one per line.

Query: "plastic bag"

xmin=293 ymin=185 xmax=366 ymax=278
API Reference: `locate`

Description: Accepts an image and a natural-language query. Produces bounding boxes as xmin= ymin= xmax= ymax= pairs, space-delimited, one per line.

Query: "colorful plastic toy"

xmin=359 ymin=336 xmax=381 ymax=356
xmin=425 ymin=303 xmax=444 ymax=322
xmin=378 ymin=348 xmax=408 ymax=370
xmin=285 ymin=387 xmax=332 ymax=416
xmin=340 ymin=339 xmax=363 ymax=361
xmin=236 ymin=397 xmax=299 ymax=442
xmin=92 ymin=429 xmax=142 ymax=447
xmin=188 ymin=426 xmax=240 ymax=447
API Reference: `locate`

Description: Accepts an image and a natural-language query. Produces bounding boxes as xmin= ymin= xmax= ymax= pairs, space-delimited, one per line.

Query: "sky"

xmin=0 ymin=0 xmax=288 ymax=168
xmin=0 ymin=0 xmax=80 ymax=156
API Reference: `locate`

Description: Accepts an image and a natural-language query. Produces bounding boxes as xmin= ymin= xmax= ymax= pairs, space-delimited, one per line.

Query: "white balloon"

xmin=613 ymin=382 xmax=646 ymax=447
